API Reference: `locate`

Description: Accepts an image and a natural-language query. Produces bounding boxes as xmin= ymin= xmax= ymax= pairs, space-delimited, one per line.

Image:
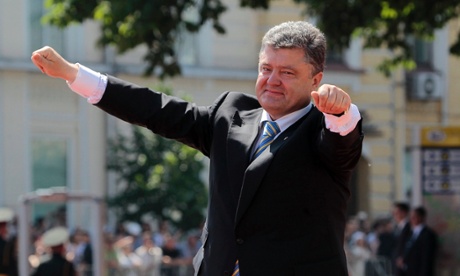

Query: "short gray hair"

xmin=261 ymin=21 xmax=327 ymax=75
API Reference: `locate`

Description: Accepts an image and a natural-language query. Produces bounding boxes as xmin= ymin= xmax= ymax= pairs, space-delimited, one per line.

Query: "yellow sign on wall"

xmin=421 ymin=127 xmax=460 ymax=147
xmin=420 ymin=127 xmax=460 ymax=272
xmin=420 ymin=127 xmax=460 ymax=195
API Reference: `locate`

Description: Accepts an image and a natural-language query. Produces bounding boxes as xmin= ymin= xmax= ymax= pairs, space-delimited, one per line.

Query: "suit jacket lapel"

xmin=226 ymin=109 xmax=262 ymax=202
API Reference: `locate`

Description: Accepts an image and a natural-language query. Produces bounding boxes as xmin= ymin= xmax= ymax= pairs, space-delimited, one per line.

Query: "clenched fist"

xmin=311 ymin=84 xmax=351 ymax=115
xmin=31 ymin=46 xmax=79 ymax=82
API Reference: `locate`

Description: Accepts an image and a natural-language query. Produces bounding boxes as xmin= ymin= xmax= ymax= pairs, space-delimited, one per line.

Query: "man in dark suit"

xmin=31 ymin=21 xmax=363 ymax=275
xmin=396 ymin=206 xmax=438 ymax=276
xmin=392 ymin=202 xmax=412 ymax=275
xmin=32 ymin=227 xmax=76 ymax=276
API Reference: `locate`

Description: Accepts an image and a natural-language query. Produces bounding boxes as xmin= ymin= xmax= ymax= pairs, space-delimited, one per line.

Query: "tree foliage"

xmin=43 ymin=0 xmax=460 ymax=77
xmin=288 ymin=0 xmax=460 ymax=76
xmin=106 ymin=89 xmax=207 ymax=231
xmin=43 ymin=0 xmax=226 ymax=78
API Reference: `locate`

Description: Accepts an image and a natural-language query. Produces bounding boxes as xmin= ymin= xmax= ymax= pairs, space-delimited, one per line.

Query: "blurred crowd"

xmin=344 ymin=202 xmax=438 ymax=276
xmin=0 ymin=206 xmax=201 ymax=276
xmin=1 ymin=201 xmax=438 ymax=276
xmin=35 ymin=220 xmax=201 ymax=276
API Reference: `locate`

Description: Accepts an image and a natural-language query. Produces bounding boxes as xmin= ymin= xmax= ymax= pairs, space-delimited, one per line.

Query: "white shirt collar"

xmin=412 ymin=224 xmax=424 ymax=239
xmin=260 ymin=103 xmax=313 ymax=133
xmin=398 ymin=218 xmax=408 ymax=229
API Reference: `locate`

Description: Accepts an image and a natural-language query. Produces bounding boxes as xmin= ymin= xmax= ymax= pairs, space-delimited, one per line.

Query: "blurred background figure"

xmin=178 ymin=233 xmax=201 ymax=276
xmin=348 ymin=231 xmax=372 ymax=276
xmin=0 ymin=208 xmax=15 ymax=276
xmin=392 ymin=202 xmax=412 ymax=274
xmin=396 ymin=206 xmax=438 ymax=276
xmin=114 ymin=236 xmax=142 ymax=276
xmin=103 ymin=233 xmax=119 ymax=276
xmin=153 ymin=221 xmax=171 ymax=248
xmin=375 ymin=217 xmax=397 ymax=261
xmin=161 ymin=234 xmax=184 ymax=276
xmin=31 ymin=226 xmax=76 ymax=276
xmin=135 ymin=232 xmax=162 ymax=276
xmin=73 ymin=229 xmax=93 ymax=276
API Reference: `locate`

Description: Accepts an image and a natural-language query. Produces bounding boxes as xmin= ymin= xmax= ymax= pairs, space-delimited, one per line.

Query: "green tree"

xmin=246 ymin=0 xmax=460 ymax=76
xmin=303 ymin=0 xmax=460 ymax=75
xmin=106 ymin=88 xmax=207 ymax=232
xmin=42 ymin=0 xmax=460 ymax=77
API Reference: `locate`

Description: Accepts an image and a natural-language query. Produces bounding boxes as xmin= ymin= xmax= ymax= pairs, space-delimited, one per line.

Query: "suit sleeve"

xmin=94 ymin=76 xmax=232 ymax=156
xmin=420 ymin=230 xmax=438 ymax=276
xmin=316 ymin=113 xmax=364 ymax=174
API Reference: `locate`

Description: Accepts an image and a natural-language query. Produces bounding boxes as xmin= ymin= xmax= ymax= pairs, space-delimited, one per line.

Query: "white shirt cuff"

xmin=323 ymin=104 xmax=361 ymax=136
xmin=66 ymin=63 xmax=107 ymax=104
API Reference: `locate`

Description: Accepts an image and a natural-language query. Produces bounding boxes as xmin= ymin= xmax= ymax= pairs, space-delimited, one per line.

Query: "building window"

xmin=29 ymin=0 xmax=66 ymax=55
xmin=31 ymin=137 xmax=68 ymax=220
xmin=175 ymin=6 xmax=199 ymax=66
xmin=413 ymin=38 xmax=433 ymax=67
xmin=176 ymin=25 xmax=198 ymax=66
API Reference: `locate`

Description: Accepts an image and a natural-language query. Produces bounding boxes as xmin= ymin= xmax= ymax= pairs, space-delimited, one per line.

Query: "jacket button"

xmin=236 ymin=238 xmax=244 ymax=244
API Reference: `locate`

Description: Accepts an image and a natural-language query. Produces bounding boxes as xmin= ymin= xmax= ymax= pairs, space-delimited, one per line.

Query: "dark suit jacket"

xmin=400 ymin=226 xmax=438 ymax=276
xmin=394 ymin=221 xmax=412 ymax=275
xmin=0 ymin=237 xmax=8 ymax=274
xmin=96 ymin=76 xmax=364 ymax=276
xmin=31 ymin=254 xmax=76 ymax=276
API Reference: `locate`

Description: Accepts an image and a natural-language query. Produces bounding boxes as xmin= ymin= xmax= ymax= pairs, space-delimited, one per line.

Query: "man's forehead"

xmin=260 ymin=48 xmax=307 ymax=64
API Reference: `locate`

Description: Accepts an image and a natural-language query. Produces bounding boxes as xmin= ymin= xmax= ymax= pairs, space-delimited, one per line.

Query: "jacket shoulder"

xmin=214 ymin=91 xmax=260 ymax=110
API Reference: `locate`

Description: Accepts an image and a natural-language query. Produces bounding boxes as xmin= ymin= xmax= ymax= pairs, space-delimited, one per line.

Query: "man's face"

xmin=0 ymin=222 xmax=7 ymax=238
xmin=392 ymin=207 xmax=405 ymax=222
xmin=410 ymin=211 xmax=422 ymax=227
xmin=256 ymin=46 xmax=322 ymax=120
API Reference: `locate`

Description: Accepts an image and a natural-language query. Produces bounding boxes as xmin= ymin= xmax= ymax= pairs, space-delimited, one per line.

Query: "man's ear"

xmin=312 ymin=72 xmax=323 ymax=88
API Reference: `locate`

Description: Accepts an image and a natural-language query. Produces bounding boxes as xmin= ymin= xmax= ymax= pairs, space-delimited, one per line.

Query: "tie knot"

xmin=263 ymin=121 xmax=280 ymax=137
xmin=252 ymin=121 xmax=280 ymax=159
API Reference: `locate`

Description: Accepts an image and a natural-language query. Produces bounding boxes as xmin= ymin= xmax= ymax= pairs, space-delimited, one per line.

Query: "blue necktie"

xmin=253 ymin=121 xmax=280 ymax=159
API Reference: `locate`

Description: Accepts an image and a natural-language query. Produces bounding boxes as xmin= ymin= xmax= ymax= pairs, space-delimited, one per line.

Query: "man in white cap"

xmin=32 ymin=227 xmax=76 ymax=276
xmin=0 ymin=208 xmax=14 ymax=276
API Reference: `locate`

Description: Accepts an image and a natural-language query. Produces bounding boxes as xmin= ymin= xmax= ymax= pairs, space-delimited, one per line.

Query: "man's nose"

xmin=267 ymin=71 xmax=281 ymax=85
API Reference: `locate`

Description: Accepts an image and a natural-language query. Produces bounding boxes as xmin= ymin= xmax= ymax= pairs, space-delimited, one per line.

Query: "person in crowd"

xmin=153 ymin=221 xmax=172 ymax=248
xmin=179 ymin=233 xmax=202 ymax=276
xmin=31 ymin=20 xmax=363 ymax=275
xmin=365 ymin=219 xmax=381 ymax=257
xmin=392 ymin=202 xmax=412 ymax=274
xmin=114 ymin=236 xmax=142 ymax=276
xmin=344 ymin=217 xmax=359 ymax=273
xmin=102 ymin=232 xmax=119 ymax=276
xmin=0 ymin=208 xmax=14 ymax=276
xmin=30 ymin=217 xmax=46 ymax=248
xmin=376 ymin=217 xmax=397 ymax=260
xmin=161 ymin=235 xmax=184 ymax=276
xmin=396 ymin=206 xmax=438 ymax=276
xmin=77 ymin=230 xmax=93 ymax=276
xmin=135 ymin=232 xmax=163 ymax=276
xmin=347 ymin=230 xmax=372 ymax=276
xmin=31 ymin=226 xmax=76 ymax=276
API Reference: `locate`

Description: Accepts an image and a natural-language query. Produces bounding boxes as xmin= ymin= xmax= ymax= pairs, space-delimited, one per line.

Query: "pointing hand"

xmin=311 ymin=84 xmax=351 ymax=115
